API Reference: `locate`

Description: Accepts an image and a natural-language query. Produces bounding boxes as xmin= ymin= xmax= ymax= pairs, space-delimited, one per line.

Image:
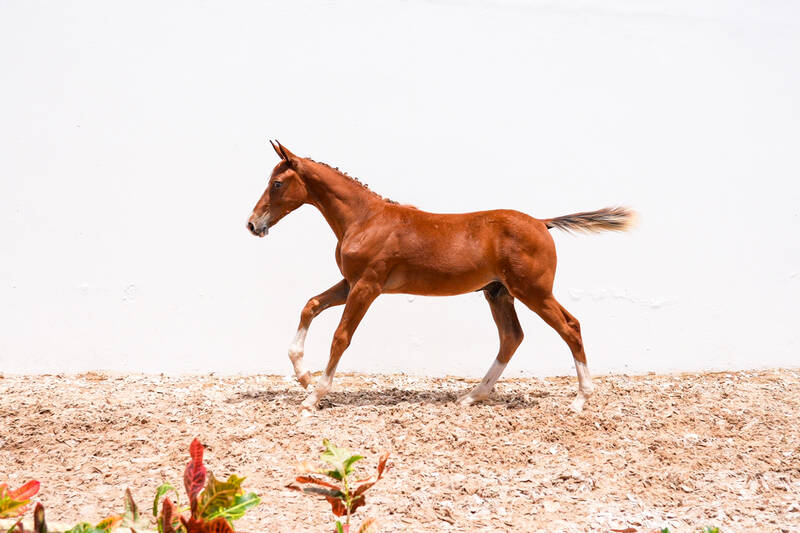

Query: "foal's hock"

xmin=248 ymin=141 xmax=635 ymax=414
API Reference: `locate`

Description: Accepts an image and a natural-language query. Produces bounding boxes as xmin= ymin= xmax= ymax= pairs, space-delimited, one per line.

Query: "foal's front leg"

xmin=301 ymin=278 xmax=381 ymax=414
xmin=289 ymin=279 xmax=349 ymax=388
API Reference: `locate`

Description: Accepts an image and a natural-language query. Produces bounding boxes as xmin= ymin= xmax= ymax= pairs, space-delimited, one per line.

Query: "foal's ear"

xmin=270 ymin=140 xmax=299 ymax=167
xmin=269 ymin=140 xmax=284 ymax=160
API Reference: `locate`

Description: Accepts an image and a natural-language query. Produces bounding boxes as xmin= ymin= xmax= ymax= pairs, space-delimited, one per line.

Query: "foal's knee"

xmin=300 ymin=298 xmax=320 ymax=324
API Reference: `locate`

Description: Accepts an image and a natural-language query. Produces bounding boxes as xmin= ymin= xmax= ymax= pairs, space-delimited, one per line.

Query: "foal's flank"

xmin=248 ymin=141 xmax=635 ymax=414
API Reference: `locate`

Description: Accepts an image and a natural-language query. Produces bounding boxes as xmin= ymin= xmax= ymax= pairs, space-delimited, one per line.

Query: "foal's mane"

xmin=306 ymin=158 xmax=399 ymax=205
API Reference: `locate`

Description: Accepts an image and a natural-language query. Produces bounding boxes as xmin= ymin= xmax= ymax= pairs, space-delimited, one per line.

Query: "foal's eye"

xmin=272 ymin=181 xmax=283 ymax=190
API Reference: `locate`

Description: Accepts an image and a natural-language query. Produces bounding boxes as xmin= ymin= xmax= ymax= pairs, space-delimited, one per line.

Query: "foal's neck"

xmin=300 ymin=161 xmax=379 ymax=241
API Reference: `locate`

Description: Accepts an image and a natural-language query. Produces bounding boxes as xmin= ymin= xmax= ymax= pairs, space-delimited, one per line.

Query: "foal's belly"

xmin=381 ymin=263 xmax=495 ymax=296
xmin=377 ymin=220 xmax=500 ymax=295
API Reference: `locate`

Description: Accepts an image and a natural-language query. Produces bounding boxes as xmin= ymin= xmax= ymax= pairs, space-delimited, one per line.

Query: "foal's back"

xmin=366 ymin=205 xmax=556 ymax=296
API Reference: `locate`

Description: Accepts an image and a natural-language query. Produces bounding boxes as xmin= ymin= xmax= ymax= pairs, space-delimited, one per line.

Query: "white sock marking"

xmin=571 ymin=360 xmax=594 ymax=412
xmin=574 ymin=360 xmax=594 ymax=394
xmin=288 ymin=327 xmax=308 ymax=378
xmin=465 ymin=359 xmax=508 ymax=402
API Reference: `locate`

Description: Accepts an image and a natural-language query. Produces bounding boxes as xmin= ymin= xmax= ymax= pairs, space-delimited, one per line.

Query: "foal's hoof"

xmin=297 ymin=372 xmax=313 ymax=389
xmin=300 ymin=395 xmax=319 ymax=416
xmin=457 ymin=390 xmax=488 ymax=406
xmin=569 ymin=395 xmax=586 ymax=413
xmin=569 ymin=386 xmax=594 ymax=413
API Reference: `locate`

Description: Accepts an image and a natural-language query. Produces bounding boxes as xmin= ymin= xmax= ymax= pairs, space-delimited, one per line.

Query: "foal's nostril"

xmin=247 ymin=221 xmax=256 ymax=233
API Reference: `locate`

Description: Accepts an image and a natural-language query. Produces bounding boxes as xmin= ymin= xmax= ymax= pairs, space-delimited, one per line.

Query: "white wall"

xmin=1 ymin=1 xmax=798 ymax=377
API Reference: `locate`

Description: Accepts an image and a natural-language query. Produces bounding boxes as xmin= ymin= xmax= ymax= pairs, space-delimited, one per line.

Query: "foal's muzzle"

xmin=247 ymin=215 xmax=270 ymax=237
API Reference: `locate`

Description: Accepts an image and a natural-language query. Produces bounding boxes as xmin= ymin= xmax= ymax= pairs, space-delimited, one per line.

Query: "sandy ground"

xmin=1 ymin=369 xmax=799 ymax=533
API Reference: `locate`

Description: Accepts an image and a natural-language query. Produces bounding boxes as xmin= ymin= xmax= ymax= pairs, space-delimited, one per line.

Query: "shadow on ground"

xmin=226 ymin=385 xmax=550 ymax=409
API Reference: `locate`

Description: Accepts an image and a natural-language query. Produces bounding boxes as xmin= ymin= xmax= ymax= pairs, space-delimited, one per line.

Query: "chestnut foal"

xmin=248 ymin=141 xmax=635 ymax=414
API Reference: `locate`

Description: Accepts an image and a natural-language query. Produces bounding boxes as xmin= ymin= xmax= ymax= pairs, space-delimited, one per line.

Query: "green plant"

xmin=62 ymin=516 xmax=121 ymax=533
xmin=0 ymin=481 xmax=40 ymax=520
xmin=287 ymin=439 xmax=389 ymax=533
xmin=155 ymin=439 xmax=260 ymax=533
xmin=59 ymin=488 xmax=154 ymax=533
xmin=2 ymin=439 xmax=259 ymax=533
xmin=2 ymin=502 xmax=45 ymax=533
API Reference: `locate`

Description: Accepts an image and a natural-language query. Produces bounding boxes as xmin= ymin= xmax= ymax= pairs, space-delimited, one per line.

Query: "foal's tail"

xmin=544 ymin=206 xmax=636 ymax=234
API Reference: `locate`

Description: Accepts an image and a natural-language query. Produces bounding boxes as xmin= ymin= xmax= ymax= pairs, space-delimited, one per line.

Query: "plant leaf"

xmin=152 ymin=483 xmax=178 ymax=518
xmin=7 ymin=482 xmax=40 ymax=502
xmin=33 ymin=502 xmax=47 ymax=533
xmin=322 ymin=469 xmax=344 ymax=482
xmin=179 ymin=515 xmax=234 ymax=533
xmin=320 ymin=440 xmax=362 ymax=479
xmin=325 ymin=495 xmax=347 ymax=517
xmin=196 ymin=472 xmax=245 ymax=520
xmin=294 ymin=475 xmax=341 ymax=490
xmin=179 ymin=516 xmax=200 ymax=533
xmin=206 ymin=492 xmax=260 ymax=523
xmin=288 ymin=485 xmax=344 ymax=499
xmin=183 ymin=439 xmax=207 ymax=517
xmin=353 ymin=452 xmax=390 ymax=498
xmin=288 ymin=482 xmax=347 ymax=517
xmin=119 ymin=489 xmax=152 ymax=530
xmin=0 ymin=499 xmax=30 ymax=520
xmin=348 ymin=494 xmax=367 ymax=516
xmin=0 ymin=480 xmax=40 ymax=519
xmin=158 ymin=497 xmax=178 ymax=533
xmin=120 ymin=488 xmax=143 ymax=529
xmin=124 ymin=489 xmax=138 ymax=521
xmin=204 ymin=516 xmax=235 ymax=533
xmin=356 ymin=517 xmax=378 ymax=533
xmin=353 ymin=480 xmax=376 ymax=498
xmin=376 ymin=452 xmax=390 ymax=478
xmin=342 ymin=454 xmax=364 ymax=476
xmin=94 ymin=515 xmax=122 ymax=532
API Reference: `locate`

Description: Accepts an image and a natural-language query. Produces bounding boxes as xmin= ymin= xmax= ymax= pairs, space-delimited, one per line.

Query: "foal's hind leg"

xmin=458 ymin=283 xmax=524 ymax=406
xmin=289 ymin=279 xmax=349 ymax=388
xmin=515 ymin=290 xmax=594 ymax=413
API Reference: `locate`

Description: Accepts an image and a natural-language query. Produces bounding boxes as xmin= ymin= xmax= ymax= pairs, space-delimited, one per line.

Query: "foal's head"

xmin=247 ymin=141 xmax=309 ymax=237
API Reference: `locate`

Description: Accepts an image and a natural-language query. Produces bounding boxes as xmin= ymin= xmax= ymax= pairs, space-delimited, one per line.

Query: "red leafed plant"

xmin=155 ymin=438 xmax=260 ymax=533
xmin=184 ymin=439 xmax=207 ymax=518
xmin=1 ymin=440 xmax=258 ymax=533
xmin=287 ymin=440 xmax=389 ymax=533
xmin=0 ymin=481 xmax=40 ymax=520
